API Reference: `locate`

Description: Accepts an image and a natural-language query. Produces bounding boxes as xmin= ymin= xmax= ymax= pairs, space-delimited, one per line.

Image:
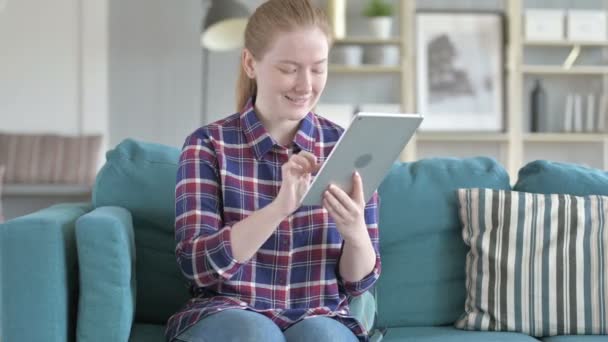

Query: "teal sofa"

xmin=2 ymin=139 xmax=608 ymax=342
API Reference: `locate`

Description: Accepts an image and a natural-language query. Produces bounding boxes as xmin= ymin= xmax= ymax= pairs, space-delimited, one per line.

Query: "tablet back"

xmin=301 ymin=112 xmax=423 ymax=206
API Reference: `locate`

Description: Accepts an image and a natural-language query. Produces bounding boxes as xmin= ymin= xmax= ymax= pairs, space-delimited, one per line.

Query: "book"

xmin=599 ymin=94 xmax=607 ymax=132
xmin=574 ymin=94 xmax=583 ymax=133
xmin=586 ymin=94 xmax=595 ymax=133
xmin=564 ymin=94 xmax=573 ymax=132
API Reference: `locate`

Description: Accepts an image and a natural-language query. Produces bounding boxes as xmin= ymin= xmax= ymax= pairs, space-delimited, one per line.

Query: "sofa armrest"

xmin=75 ymin=206 xmax=136 ymax=342
xmin=349 ymin=290 xmax=376 ymax=333
xmin=1 ymin=203 xmax=91 ymax=342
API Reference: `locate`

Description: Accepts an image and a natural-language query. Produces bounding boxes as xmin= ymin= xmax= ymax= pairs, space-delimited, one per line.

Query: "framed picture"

xmin=416 ymin=12 xmax=504 ymax=131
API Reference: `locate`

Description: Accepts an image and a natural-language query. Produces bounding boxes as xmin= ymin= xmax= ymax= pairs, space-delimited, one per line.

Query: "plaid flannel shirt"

xmin=166 ymin=98 xmax=381 ymax=341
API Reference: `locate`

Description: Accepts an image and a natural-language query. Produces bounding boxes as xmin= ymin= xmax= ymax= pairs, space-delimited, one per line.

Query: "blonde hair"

xmin=236 ymin=0 xmax=332 ymax=111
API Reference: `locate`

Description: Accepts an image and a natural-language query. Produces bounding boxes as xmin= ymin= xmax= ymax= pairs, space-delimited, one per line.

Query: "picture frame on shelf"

xmin=416 ymin=12 xmax=504 ymax=132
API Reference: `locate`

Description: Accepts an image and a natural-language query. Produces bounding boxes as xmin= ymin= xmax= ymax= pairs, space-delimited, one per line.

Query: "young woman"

xmin=167 ymin=1 xmax=381 ymax=341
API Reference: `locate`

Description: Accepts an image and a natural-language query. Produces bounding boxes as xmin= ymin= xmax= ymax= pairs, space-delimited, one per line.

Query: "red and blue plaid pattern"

xmin=166 ymin=98 xmax=381 ymax=341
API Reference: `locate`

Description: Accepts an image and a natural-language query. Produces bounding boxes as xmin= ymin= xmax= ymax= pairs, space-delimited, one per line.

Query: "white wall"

xmin=0 ymin=0 xmax=108 ymax=141
xmin=108 ymin=0 xmax=203 ymax=148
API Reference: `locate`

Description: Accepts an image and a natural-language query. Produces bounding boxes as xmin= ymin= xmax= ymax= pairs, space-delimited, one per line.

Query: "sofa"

xmin=2 ymin=138 xmax=608 ymax=342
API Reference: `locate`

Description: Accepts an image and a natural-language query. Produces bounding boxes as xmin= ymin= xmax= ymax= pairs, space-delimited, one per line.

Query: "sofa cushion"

xmin=455 ymin=188 xmax=608 ymax=337
xmin=381 ymin=326 xmax=538 ymax=341
xmin=541 ymin=336 xmax=608 ymax=342
xmin=1 ymin=203 xmax=90 ymax=342
xmin=129 ymin=323 xmax=166 ymax=342
xmin=75 ymin=206 xmax=136 ymax=342
xmin=93 ymin=139 xmax=190 ymax=323
xmin=375 ymin=157 xmax=511 ymax=329
xmin=514 ymin=160 xmax=608 ymax=196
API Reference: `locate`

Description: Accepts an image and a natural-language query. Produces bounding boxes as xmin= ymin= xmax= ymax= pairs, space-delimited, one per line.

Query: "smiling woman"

xmin=168 ymin=1 xmax=381 ymax=342
xmin=240 ymin=27 xmax=330 ymax=144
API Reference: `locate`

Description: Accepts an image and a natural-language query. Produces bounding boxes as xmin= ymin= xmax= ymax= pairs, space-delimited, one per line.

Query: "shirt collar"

xmin=240 ymin=97 xmax=316 ymax=160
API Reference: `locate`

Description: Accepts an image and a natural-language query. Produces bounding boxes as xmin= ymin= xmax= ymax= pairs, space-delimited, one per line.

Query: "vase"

xmin=368 ymin=17 xmax=392 ymax=38
xmin=364 ymin=45 xmax=400 ymax=65
xmin=330 ymin=45 xmax=363 ymax=66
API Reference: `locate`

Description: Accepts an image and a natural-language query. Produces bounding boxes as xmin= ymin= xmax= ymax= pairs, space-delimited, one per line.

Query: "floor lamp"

xmin=200 ymin=0 xmax=250 ymax=124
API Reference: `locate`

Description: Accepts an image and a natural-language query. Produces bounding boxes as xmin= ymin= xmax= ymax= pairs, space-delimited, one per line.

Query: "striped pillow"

xmin=455 ymin=188 xmax=608 ymax=337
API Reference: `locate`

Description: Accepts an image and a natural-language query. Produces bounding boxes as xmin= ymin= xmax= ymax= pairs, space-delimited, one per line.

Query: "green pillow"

xmin=93 ymin=139 xmax=190 ymax=323
xmin=375 ymin=157 xmax=510 ymax=329
xmin=514 ymin=160 xmax=608 ymax=196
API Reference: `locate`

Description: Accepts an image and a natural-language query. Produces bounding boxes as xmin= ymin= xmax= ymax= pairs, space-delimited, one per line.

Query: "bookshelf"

xmin=323 ymin=0 xmax=608 ymax=180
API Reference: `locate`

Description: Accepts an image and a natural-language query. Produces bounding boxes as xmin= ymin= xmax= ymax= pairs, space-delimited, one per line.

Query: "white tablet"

xmin=301 ymin=112 xmax=423 ymax=206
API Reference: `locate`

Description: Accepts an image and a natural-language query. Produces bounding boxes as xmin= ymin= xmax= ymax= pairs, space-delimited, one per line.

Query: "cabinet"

xmin=321 ymin=0 xmax=608 ymax=181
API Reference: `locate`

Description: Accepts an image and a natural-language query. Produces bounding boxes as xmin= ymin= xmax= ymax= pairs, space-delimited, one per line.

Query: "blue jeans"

xmin=174 ymin=309 xmax=359 ymax=342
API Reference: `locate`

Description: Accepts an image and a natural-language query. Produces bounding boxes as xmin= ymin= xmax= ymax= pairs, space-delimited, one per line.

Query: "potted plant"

xmin=363 ymin=0 xmax=393 ymax=38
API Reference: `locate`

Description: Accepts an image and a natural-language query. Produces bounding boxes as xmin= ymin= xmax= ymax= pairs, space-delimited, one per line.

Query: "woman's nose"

xmin=294 ymin=71 xmax=312 ymax=93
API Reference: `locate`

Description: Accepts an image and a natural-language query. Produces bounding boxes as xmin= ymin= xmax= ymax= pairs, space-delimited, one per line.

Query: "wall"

xmin=0 ymin=0 xmax=108 ymax=139
xmin=108 ymin=0 xmax=203 ymax=148
xmin=1 ymin=0 xmax=605 ymax=158
xmin=0 ymin=0 xmax=203 ymax=150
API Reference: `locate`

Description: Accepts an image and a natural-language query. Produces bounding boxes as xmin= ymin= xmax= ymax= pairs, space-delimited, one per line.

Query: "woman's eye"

xmin=280 ymin=68 xmax=297 ymax=74
xmin=313 ymin=69 xmax=325 ymax=74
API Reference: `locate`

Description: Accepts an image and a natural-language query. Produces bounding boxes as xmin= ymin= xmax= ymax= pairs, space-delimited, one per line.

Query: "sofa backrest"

xmin=374 ymin=157 xmax=511 ymax=329
xmin=92 ymin=139 xmax=189 ymax=324
xmin=513 ymin=160 xmax=608 ymax=195
xmin=91 ymin=139 xmax=521 ymax=329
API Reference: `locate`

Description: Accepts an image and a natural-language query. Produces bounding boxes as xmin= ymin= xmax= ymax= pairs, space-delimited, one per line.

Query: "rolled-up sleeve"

xmin=174 ymin=133 xmax=245 ymax=287
xmin=338 ymin=192 xmax=382 ymax=296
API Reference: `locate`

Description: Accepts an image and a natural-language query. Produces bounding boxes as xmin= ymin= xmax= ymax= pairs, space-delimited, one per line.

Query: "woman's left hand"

xmin=322 ymin=171 xmax=369 ymax=243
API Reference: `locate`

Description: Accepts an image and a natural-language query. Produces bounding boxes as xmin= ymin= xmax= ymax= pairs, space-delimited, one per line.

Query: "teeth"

xmin=286 ymin=96 xmax=309 ymax=103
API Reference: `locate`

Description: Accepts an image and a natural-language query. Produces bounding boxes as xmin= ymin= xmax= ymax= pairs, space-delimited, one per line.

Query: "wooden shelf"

xmin=524 ymin=133 xmax=607 ymax=143
xmin=521 ymin=65 xmax=608 ymax=75
xmin=333 ymin=37 xmax=402 ymax=45
xmin=324 ymin=1 xmax=608 ymax=175
xmin=523 ymin=40 xmax=608 ymax=47
xmin=329 ymin=64 xmax=402 ymax=73
xmin=3 ymin=184 xmax=92 ymax=196
xmin=417 ymin=132 xmax=509 ymax=142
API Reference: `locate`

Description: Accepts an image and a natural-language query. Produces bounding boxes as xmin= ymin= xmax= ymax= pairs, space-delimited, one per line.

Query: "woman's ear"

xmin=242 ymin=48 xmax=256 ymax=79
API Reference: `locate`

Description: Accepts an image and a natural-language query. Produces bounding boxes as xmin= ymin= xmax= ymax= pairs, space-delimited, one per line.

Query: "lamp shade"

xmin=201 ymin=0 xmax=250 ymax=51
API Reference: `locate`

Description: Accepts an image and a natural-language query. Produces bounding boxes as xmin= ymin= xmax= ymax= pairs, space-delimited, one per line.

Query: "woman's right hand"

xmin=273 ymin=151 xmax=319 ymax=216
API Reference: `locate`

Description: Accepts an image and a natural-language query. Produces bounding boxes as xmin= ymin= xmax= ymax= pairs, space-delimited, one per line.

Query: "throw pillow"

xmin=455 ymin=188 xmax=608 ymax=337
xmin=514 ymin=160 xmax=608 ymax=196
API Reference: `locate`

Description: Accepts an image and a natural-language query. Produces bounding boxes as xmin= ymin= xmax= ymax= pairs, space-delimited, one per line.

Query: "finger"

xmin=297 ymin=151 xmax=318 ymax=171
xmin=351 ymin=171 xmax=365 ymax=205
xmin=291 ymin=154 xmax=315 ymax=173
xmin=324 ymin=189 xmax=349 ymax=219
xmin=289 ymin=155 xmax=309 ymax=171
xmin=283 ymin=162 xmax=305 ymax=177
xmin=328 ymin=184 xmax=356 ymax=211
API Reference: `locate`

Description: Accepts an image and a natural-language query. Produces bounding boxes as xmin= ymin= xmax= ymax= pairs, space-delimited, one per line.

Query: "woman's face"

xmin=243 ymin=26 xmax=329 ymax=122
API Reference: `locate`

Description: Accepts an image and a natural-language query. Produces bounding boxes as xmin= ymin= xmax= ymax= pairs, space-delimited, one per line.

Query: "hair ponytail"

xmin=236 ymin=64 xmax=257 ymax=111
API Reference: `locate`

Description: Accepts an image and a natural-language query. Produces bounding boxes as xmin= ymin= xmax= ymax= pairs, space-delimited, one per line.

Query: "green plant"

xmin=363 ymin=0 xmax=393 ymax=17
